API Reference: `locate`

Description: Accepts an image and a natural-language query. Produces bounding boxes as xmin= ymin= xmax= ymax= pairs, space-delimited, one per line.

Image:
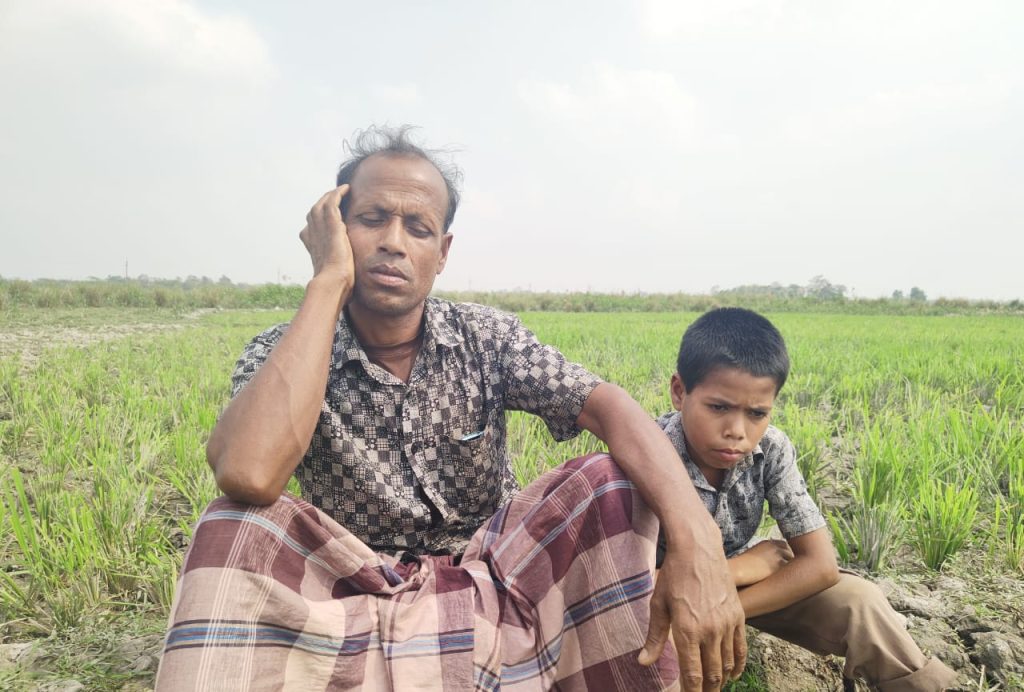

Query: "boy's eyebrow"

xmin=702 ymin=395 xmax=773 ymax=411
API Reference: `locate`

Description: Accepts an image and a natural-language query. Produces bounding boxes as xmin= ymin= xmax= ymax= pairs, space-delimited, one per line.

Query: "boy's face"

xmin=671 ymin=367 xmax=777 ymax=484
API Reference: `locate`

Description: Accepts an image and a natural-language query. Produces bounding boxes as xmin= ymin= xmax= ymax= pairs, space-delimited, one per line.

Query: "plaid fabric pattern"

xmin=655 ymin=412 xmax=825 ymax=557
xmin=230 ymin=298 xmax=601 ymax=556
xmin=156 ymin=454 xmax=680 ymax=691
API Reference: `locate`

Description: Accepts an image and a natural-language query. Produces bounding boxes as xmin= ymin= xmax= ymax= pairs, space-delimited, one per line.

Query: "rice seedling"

xmin=827 ymin=503 xmax=904 ymax=572
xmin=912 ymin=480 xmax=979 ymax=570
xmin=2 ymin=305 xmax=1024 ymax=688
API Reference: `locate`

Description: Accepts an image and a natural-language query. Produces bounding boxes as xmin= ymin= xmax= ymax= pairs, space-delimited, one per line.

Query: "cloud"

xmin=370 ymin=83 xmax=421 ymax=106
xmin=786 ymin=75 xmax=1016 ymax=144
xmin=639 ymin=0 xmax=787 ymax=40
xmin=0 ymin=0 xmax=290 ymax=283
xmin=518 ymin=62 xmax=697 ymax=148
xmin=1 ymin=0 xmax=274 ymax=84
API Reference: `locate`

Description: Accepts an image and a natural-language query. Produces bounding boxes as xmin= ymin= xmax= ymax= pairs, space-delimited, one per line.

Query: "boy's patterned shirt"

xmin=656 ymin=411 xmax=825 ymax=557
xmin=230 ymin=297 xmax=601 ymax=556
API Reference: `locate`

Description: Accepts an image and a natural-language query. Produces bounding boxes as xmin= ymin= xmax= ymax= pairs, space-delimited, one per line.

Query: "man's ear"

xmin=436 ymin=233 xmax=453 ymax=274
xmin=670 ymin=373 xmax=686 ymax=411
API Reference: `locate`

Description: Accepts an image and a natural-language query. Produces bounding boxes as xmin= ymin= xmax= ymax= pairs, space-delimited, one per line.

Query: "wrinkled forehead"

xmin=348 ymin=154 xmax=449 ymax=215
xmin=696 ymin=365 xmax=779 ymax=403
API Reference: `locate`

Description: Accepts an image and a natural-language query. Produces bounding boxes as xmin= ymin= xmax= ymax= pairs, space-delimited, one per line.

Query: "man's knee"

xmin=559 ymin=452 xmax=629 ymax=486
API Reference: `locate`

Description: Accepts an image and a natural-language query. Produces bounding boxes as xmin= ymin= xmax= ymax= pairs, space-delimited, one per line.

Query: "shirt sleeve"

xmin=762 ymin=428 xmax=826 ymax=540
xmin=229 ymin=324 xmax=289 ymax=398
xmin=498 ymin=316 xmax=603 ymax=441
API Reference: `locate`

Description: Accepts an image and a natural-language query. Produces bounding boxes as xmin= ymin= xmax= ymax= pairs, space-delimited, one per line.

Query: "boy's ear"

xmin=670 ymin=373 xmax=686 ymax=411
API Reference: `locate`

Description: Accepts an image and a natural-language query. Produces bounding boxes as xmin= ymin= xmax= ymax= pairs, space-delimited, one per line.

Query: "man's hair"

xmin=335 ymin=125 xmax=463 ymax=232
xmin=676 ymin=307 xmax=790 ymax=393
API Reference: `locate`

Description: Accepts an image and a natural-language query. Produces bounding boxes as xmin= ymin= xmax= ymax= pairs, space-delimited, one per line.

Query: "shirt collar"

xmin=421 ymin=297 xmax=464 ymax=350
xmin=333 ymin=297 xmax=463 ymax=369
xmin=657 ymin=410 xmax=764 ymax=493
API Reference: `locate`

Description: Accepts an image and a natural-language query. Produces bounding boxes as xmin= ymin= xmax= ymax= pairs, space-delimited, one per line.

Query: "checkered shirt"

xmin=230 ymin=298 xmax=602 ymax=556
xmin=655 ymin=411 xmax=825 ymax=557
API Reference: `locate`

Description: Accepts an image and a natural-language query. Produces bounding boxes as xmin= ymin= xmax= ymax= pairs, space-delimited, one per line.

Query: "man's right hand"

xmin=299 ymin=184 xmax=355 ymax=287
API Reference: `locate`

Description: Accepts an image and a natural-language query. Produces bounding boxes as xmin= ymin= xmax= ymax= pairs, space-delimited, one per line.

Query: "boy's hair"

xmin=676 ymin=308 xmax=790 ymax=393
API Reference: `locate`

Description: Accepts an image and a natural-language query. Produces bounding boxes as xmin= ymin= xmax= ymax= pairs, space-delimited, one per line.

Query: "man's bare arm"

xmin=577 ymin=382 xmax=746 ymax=692
xmin=206 ymin=186 xmax=353 ymax=505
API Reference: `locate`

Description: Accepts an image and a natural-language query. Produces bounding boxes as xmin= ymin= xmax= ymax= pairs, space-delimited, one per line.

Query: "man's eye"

xmin=710 ymin=404 xmax=729 ymax=412
xmin=360 ymin=215 xmax=385 ymax=225
xmin=408 ymin=225 xmax=433 ymax=237
xmin=749 ymin=411 xmax=768 ymax=420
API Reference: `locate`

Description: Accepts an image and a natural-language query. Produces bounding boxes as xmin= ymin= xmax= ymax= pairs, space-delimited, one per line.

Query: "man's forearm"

xmin=207 ymin=274 xmax=349 ymax=504
xmin=577 ymin=383 xmax=722 ymax=544
xmin=579 ymin=382 xmax=747 ymax=682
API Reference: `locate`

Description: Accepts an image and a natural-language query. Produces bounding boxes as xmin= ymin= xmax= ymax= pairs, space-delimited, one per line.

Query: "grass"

xmin=1 ymin=306 xmax=1023 ymax=688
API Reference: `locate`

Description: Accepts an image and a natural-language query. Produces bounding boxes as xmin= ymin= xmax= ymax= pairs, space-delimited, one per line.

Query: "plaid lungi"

xmin=156 ymin=454 xmax=680 ymax=691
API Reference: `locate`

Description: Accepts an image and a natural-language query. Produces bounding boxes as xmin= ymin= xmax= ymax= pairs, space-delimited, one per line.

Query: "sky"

xmin=1 ymin=1 xmax=1021 ymax=300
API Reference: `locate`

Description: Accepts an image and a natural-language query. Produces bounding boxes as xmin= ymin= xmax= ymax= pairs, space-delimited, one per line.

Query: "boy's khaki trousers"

xmin=747 ymin=572 xmax=958 ymax=691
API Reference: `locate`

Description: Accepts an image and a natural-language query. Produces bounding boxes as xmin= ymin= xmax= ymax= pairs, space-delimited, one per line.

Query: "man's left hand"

xmin=639 ymin=538 xmax=747 ymax=691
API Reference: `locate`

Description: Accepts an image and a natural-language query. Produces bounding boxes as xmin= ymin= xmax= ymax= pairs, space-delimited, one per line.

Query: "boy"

xmin=657 ymin=308 xmax=957 ymax=691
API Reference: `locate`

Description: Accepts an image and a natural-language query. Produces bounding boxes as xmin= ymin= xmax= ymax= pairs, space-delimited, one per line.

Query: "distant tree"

xmin=892 ymin=290 xmax=904 ymax=300
xmin=218 ymin=275 xmax=233 ymax=285
xmin=807 ymin=275 xmax=847 ymax=300
xmin=910 ymin=286 xmax=927 ymax=302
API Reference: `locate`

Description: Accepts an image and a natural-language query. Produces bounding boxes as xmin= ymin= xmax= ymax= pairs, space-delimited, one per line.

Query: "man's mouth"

xmin=367 ymin=265 xmax=408 ymax=285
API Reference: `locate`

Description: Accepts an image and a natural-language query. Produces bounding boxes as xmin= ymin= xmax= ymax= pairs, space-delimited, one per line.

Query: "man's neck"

xmin=347 ymin=302 xmax=427 ymax=348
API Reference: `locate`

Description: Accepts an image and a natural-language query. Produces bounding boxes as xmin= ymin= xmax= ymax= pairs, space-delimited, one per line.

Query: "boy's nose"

xmin=724 ymin=416 xmax=745 ymax=440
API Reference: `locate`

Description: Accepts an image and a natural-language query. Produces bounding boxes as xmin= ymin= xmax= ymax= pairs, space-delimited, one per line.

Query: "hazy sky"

xmin=2 ymin=1 xmax=1021 ymax=300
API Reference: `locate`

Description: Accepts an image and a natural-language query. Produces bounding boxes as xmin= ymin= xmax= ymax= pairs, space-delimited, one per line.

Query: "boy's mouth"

xmin=712 ymin=448 xmax=745 ymax=463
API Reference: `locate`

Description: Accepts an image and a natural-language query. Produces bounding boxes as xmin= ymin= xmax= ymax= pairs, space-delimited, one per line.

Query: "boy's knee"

xmin=830 ymin=574 xmax=905 ymax=627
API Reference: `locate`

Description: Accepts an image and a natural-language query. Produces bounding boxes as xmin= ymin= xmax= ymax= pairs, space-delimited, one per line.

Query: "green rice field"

xmin=1 ymin=307 xmax=1022 ymax=690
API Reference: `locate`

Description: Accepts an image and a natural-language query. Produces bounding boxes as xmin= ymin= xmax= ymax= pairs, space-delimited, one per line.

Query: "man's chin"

xmin=349 ymin=289 xmax=425 ymax=320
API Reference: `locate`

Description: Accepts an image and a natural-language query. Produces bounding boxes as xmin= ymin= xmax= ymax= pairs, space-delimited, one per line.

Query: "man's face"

xmin=671 ymin=367 xmax=776 ymax=485
xmin=344 ymin=154 xmax=453 ymax=321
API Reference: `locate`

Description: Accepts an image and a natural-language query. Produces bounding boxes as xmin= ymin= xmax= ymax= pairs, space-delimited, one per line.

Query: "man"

xmin=156 ymin=126 xmax=744 ymax=691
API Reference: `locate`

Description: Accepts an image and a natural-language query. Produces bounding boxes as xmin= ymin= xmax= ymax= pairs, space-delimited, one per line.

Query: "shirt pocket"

xmin=437 ymin=408 xmax=503 ymax=518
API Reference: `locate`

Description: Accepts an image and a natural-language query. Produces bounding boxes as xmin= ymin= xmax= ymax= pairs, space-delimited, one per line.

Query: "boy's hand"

xmin=728 ymin=539 xmax=793 ymax=586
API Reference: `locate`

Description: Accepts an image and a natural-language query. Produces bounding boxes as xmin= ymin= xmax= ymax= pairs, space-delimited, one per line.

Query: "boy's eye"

xmin=749 ymin=410 xmax=768 ymax=420
xmin=709 ymin=403 xmax=729 ymax=412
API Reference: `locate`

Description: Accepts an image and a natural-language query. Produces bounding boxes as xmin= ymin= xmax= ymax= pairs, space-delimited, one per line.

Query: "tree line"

xmin=1 ymin=276 xmax=1020 ymax=315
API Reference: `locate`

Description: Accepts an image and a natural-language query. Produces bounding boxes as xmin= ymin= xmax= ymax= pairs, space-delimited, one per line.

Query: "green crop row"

xmin=1 ymin=308 xmax=1022 ymax=688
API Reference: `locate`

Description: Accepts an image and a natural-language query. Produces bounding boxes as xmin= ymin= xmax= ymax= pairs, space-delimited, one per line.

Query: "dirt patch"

xmin=0 ymin=309 xmax=217 ymax=371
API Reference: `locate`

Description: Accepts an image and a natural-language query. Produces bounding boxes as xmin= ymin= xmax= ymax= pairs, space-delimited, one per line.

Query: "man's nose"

xmin=377 ymin=216 xmax=406 ymax=255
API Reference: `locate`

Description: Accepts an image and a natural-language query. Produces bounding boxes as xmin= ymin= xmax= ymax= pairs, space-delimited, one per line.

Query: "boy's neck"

xmin=700 ymin=466 xmax=726 ymax=490
xmin=683 ymin=437 xmax=727 ymax=489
